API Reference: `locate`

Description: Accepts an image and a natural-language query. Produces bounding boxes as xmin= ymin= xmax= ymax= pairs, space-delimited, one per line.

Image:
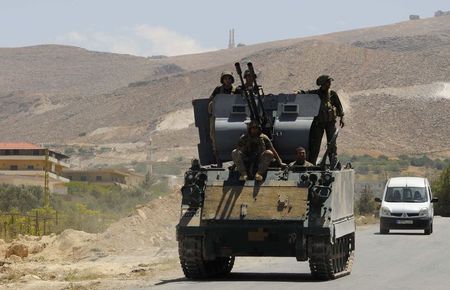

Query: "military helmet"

xmin=316 ymin=75 xmax=334 ymax=86
xmin=243 ymin=69 xmax=257 ymax=79
xmin=220 ymin=71 xmax=235 ymax=84
xmin=246 ymin=120 xmax=261 ymax=129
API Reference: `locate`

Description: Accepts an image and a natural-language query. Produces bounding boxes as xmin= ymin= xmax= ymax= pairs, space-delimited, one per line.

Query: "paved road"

xmin=153 ymin=217 xmax=450 ymax=290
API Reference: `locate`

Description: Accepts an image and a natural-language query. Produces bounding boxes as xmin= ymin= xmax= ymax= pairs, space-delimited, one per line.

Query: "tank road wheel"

xmin=309 ymin=233 xmax=355 ymax=280
xmin=210 ymin=256 xmax=235 ymax=276
xmin=178 ymin=236 xmax=208 ymax=279
xmin=178 ymin=236 xmax=235 ymax=279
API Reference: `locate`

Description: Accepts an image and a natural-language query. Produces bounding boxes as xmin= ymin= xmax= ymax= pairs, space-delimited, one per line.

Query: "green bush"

xmin=433 ymin=165 xmax=450 ymax=216
xmin=356 ymin=190 xmax=377 ymax=215
xmin=0 ymin=184 xmax=44 ymax=212
xmin=64 ymin=147 xmax=76 ymax=155
xmin=0 ymin=180 xmax=166 ymax=238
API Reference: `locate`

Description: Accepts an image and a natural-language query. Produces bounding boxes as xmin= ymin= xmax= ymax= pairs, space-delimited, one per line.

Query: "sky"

xmin=1 ymin=0 xmax=449 ymax=56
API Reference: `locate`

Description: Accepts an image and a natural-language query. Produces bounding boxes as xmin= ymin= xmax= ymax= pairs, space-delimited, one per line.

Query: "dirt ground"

xmin=0 ymin=191 xmax=183 ymax=289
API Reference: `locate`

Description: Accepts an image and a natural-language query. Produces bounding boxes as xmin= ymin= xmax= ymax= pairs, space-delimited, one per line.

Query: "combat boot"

xmin=239 ymin=173 xmax=248 ymax=181
xmin=255 ymin=172 xmax=263 ymax=181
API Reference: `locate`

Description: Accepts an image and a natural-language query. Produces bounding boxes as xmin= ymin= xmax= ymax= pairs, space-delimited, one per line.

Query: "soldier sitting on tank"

xmin=208 ymin=72 xmax=237 ymax=165
xmin=232 ymin=120 xmax=285 ymax=181
xmin=289 ymin=147 xmax=314 ymax=169
xmin=304 ymin=75 xmax=345 ymax=165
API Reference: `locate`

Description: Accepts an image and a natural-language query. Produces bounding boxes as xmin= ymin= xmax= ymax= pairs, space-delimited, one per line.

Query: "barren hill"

xmin=1 ymin=16 xmax=450 ymax=159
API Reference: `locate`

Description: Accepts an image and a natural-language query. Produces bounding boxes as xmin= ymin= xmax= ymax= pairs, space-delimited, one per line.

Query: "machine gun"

xmin=235 ymin=62 xmax=259 ymax=123
xmin=247 ymin=62 xmax=271 ymax=129
xmin=235 ymin=62 xmax=272 ymax=136
xmin=319 ymin=128 xmax=341 ymax=170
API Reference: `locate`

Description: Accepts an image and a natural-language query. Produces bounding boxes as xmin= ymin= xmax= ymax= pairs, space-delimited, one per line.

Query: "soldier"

xmin=208 ymin=72 xmax=236 ymax=165
xmin=237 ymin=69 xmax=260 ymax=95
xmin=208 ymin=71 xmax=236 ymax=115
xmin=289 ymin=146 xmax=314 ymax=167
xmin=232 ymin=120 xmax=285 ymax=181
xmin=306 ymin=75 xmax=344 ymax=165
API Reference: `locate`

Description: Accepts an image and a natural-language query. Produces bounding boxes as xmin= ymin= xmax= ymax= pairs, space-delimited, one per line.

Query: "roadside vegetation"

xmin=340 ymin=154 xmax=450 ymax=175
xmin=0 ymin=176 xmax=170 ymax=240
xmin=432 ymin=165 xmax=450 ymax=217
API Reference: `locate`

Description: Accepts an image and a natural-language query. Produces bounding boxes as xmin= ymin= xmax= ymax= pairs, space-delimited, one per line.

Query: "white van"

xmin=375 ymin=177 xmax=438 ymax=235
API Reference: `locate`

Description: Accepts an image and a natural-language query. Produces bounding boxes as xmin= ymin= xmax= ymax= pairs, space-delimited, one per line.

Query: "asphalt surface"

xmin=153 ymin=217 xmax=450 ymax=290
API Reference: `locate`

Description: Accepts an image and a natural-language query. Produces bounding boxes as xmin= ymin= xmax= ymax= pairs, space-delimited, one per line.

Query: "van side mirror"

xmin=431 ymin=197 xmax=439 ymax=203
xmin=374 ymin=197 xmax=382 ymax=203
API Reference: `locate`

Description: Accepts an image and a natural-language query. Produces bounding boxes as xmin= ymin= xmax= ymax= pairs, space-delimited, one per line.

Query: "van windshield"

xmin=384 ymin=187 xmax=428 ymax=202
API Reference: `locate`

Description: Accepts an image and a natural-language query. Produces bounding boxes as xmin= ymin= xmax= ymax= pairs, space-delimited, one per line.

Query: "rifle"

xmin=235 ymin=62 xmax=259 ymax=122
xmin=320 ymin=128 xmax=340 ymax=170
xmin=247 ymin=62 xmax=270 ymax=129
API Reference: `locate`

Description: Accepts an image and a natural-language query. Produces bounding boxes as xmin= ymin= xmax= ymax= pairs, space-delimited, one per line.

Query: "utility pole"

xmin=44 ymin=148 xmax=50 ymax=208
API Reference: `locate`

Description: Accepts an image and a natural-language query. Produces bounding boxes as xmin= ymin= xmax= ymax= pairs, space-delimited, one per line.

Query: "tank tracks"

xmin=179 ymin=236 xmax=234 ymax=279
xmin=308 ymin=233 xmax=355 ymax=280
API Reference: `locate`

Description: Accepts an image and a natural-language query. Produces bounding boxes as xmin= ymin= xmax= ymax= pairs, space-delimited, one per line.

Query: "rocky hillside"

xmin=0 ymin=16 xmax=449 ymax=159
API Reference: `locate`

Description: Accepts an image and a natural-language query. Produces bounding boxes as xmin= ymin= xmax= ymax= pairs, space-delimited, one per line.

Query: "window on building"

xmin=27 ymin=165 xmax=34 ymax=170
xmin=33 ymin=150 xmax=40 ymax=156
xmin=10 ymin=165 xmax=18 ymax=170
xmin=96 ymin=176 xmax=102 ymax=181
xmin=5 ymin=150 xmax=11 ymax=155
xmin=12 ymin=150 xmax=19 ymax=155
xmin=81 ymin=176 xmax=87 ymax=181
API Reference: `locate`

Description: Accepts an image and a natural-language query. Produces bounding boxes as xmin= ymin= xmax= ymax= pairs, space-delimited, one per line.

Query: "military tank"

xmin=176 ymin=62 xmax=355 ymax=280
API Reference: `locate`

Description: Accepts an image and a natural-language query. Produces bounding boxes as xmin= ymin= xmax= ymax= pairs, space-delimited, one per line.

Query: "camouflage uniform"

xmin=307 ymin=76 xmax=344 ymax=164
xmin=289 ymin=159 xmax=314 ymax=167
xmin=231 ymin=131 xmax=274 ymax=177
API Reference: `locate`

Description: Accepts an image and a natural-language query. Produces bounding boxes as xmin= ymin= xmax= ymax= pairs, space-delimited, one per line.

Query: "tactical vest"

xmin=218 ymin=85 xmax=236 ymax=94
xmin=241 ymin=135 xmax=268 ymax=159
xmin=318 ymin=91 xmax=337 ymax=123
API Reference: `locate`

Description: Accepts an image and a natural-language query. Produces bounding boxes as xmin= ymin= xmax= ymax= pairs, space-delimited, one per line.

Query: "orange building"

xmin=0 ymin=143 xmax=70 ymax=194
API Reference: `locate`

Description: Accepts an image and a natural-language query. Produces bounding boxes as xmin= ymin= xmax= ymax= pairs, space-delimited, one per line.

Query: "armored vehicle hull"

xmin=177 ymin=165 xmax=355 ymax=280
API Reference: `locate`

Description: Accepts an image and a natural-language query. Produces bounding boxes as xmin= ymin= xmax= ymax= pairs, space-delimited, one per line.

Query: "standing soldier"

xmin=208 ymin=72 xmax=236 ymax=165
xmin=307 ymin=75 xmax=345 ymax=165
xmin=232 ymin=120 xmax=285 ymax=181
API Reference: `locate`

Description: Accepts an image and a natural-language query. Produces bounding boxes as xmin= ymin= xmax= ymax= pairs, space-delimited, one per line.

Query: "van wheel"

xmin=424 ymin=222 xmax=432 ymax=235
xmin=380 ymin=224 xmax=389 ymax=235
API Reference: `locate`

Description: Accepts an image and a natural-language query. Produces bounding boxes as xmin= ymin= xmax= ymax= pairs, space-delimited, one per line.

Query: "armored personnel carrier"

xmin=176 ymin=62 xmax=355 ymax=280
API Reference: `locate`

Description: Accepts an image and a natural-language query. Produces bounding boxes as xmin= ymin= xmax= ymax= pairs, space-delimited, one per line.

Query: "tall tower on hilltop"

xmin=228 ymin=28 xmax=235 ymax=49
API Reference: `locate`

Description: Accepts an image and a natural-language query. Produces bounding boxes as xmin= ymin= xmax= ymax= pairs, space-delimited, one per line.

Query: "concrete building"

xmin=62 ymin=168 xmax=145 ymax=187
xmin=435 ymin=10 xmax=450 ymax=17
xmin=0 ymin=143 xmax=70 ymax=194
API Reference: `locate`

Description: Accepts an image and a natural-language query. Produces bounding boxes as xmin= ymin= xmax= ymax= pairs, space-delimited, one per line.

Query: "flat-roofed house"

xmin=0 ymin=143 xmax=70 ymax=194
xmin=62 ymin=168 xmax=144 ymax=187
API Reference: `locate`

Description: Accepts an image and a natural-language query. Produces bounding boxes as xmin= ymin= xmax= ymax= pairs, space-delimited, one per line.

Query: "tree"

xmin=433 ymin=165 xmax=450 ymax=216
xmin=357 ymin=185 xmax=377 ymax=215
